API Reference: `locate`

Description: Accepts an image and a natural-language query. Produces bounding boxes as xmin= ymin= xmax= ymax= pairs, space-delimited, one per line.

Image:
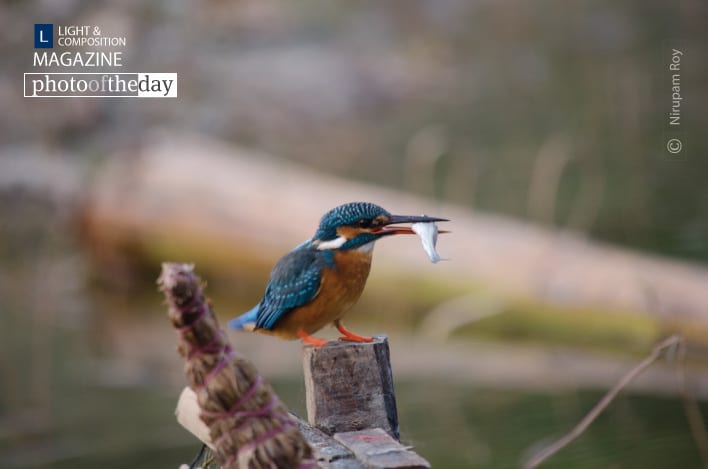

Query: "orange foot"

xmin=335 ymin=320 xmax=373 ymax=343
xmin=298 ymin=329 xmax=328 ymax=347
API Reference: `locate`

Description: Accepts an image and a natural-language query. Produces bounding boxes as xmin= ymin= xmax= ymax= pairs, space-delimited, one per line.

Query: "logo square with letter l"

xmin=34 ymin=24 xmax=54 ymax=48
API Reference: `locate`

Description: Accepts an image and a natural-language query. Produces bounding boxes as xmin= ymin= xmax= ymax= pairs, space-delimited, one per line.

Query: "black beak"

xmin=387 ymin=214 xmax=449 ymax=225
xmin=373 ymin=214 xmax=449 ymax=235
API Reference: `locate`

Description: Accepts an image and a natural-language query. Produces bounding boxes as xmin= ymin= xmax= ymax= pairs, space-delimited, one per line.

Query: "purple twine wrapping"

xmin=222 ymin=419 xmax=299 ymax=468
xmin=202 ymin=375 xmax=264 ymax=419
xmin=193 ymin=344 xmax=234 ymax=390
xmin=178 ymin=289 xmax=207 ymax=322
xmin=186 ymin=329 xmax=227 ymax=360
xmin=176 ymin=292 xmax=207 ymax=327
xmin=212 ymin=395 xmax=281 ymax=448
xmin=174 ymin=292 xmax=231 ymax=384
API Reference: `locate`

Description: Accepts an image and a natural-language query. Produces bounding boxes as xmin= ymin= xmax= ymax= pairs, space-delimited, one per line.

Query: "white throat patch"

xmin=316 ymin=235 xmax=347 ymax=250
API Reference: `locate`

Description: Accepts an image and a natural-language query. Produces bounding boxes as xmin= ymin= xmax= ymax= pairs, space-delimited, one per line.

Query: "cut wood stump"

xmin=303 ymin=336 xmax=399 ymax=439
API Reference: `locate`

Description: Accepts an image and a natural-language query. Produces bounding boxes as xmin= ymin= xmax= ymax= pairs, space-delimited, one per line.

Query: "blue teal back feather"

xmin=228 ymin=304 xmax=259 ymax=330
xmin=253 ymin=242 xmax=329 ymax=330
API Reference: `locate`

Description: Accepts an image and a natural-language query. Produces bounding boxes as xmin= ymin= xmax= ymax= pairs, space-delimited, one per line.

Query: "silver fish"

xmin=411 ymin=222 xmax=446 ymax=263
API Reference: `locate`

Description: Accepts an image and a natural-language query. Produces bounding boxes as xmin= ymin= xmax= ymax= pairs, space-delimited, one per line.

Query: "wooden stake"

xmin=303 ymin=335 xmax=400 ymax=439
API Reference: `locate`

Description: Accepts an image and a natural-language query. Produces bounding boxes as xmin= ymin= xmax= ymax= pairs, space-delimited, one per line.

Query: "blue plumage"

xmin=254 ymin=245 xmax=328 ymax=330
xmin=228 ymin=304 xmax=259 ymax=330
xmin=230 ymin=242 xmax=337 ymax=331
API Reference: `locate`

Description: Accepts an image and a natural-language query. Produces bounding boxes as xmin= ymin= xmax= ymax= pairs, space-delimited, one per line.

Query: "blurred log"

xmin=83 ymin=132 xmax=708 ymax=338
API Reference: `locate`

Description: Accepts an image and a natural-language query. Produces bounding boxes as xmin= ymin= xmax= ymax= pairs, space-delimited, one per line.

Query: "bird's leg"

xmin=297 ymin=329 xmax=328 ymax=347
xmin=335 ymin=320 xmax=373 ymax=343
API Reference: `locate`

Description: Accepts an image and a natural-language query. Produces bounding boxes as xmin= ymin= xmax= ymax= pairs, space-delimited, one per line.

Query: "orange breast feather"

xmin=268 ymin=250 xmax=373 ymax=339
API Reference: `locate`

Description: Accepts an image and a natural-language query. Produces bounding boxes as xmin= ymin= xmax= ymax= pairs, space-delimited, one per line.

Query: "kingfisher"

xmin=229 ymin=202 xmax=448 ymax=347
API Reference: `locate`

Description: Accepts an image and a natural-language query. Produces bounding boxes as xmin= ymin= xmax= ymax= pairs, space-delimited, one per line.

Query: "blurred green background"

xmin=1 ymin=1 xmax=707 ymax=468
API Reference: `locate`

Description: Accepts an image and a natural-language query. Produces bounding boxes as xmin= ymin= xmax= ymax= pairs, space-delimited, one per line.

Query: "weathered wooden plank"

xmin=335 ymin=428 xmax=430 ymax=469
xmin=303 ymin=336 xmax=399 ymax=439
xmin=291 ymin=413 xmax=365 ymax=469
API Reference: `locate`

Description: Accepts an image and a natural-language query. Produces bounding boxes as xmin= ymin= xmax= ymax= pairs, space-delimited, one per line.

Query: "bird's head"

xmin=312 ymin=202 xmax=448 ymax=251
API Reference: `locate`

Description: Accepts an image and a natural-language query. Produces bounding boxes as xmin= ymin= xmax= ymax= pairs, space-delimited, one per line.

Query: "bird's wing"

xmin=255 ymin=247 xmax=330 ymax=330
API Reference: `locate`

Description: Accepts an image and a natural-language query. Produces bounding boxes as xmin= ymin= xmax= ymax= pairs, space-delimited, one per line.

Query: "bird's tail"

xmin=228 ymin=304 xmax=259 ymax=331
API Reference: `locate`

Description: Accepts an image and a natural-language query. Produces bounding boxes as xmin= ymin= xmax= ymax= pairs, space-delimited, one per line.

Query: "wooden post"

xmin=303 ymin=335 xmax=399 ymax=439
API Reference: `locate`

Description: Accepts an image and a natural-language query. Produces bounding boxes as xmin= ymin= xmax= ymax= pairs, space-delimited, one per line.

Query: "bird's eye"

xmin=357 ymin=219 xmax=372 ymax=228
